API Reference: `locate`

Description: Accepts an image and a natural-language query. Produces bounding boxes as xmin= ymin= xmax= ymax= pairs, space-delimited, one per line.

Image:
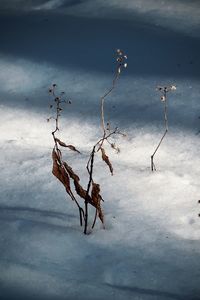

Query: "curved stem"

xmin=151 ymin=91 xmax=168 ymax=171
xmin=84 ymin=146 xmax=95 ymax=234
xmin=101 ymin=70 xmax=119 ymax=132
xmin=92 ymin=208 xmax=98 ymax=229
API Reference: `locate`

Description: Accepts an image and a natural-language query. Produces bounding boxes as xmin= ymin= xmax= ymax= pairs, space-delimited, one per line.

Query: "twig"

xmin=84 ymin=146 xmax=95 ymax=234
xmin=99 ymin=49 xmax=127 ymax=150
xmin=92 ymin=208 xmax=98 ymax=229
xmin=151 ymin=85 xmax=176 ymax=171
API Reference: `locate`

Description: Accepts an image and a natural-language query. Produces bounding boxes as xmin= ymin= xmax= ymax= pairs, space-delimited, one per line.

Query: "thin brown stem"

xmin=92 ymin=208 xmax=98 ymax=229
xmin=151 ymin=90 xmax=168 ymax=171
xmin=101 ymin=70 xmax=120 ymax=135
xmin=84 ymin=146 xmax=95 ymax=234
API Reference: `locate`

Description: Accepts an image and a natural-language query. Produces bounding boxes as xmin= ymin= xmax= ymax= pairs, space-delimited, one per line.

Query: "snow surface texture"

xmin=0 ymin=1 xmax=200 ymax=299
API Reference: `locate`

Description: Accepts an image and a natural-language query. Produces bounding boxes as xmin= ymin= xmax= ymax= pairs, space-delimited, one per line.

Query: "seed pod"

xmin=160 ymin=95 xmax=166 ymax=102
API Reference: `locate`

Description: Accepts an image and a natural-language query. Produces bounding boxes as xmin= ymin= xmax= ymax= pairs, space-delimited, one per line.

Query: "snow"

xmin=0 ymin=1 xmax=200 ymax=299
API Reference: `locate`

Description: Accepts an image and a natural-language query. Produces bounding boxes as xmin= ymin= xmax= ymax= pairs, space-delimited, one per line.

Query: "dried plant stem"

xmin=83 ymin=50 xmax=127 ymax=232
xmin=50 ymin=86 xmax=84 ymax=226
xmin=92 ymin=208 xmax=98 ymax=229
xmin=101 ymin=70 xmax=120 ymax=135
xmin=84 ymin=126 xmax=123 ymax=232
xmin=84 ymin=146 xmax=95 ymax=234
xmin=151 ymin=91 xmax=168 ymax=171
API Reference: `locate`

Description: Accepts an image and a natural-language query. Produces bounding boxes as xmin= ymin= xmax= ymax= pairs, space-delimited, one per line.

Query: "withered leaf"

xmin=63 ymin=162 xmax=89 ymax=201
xmin=63 ymin=162 xmax=104 ymax=224
xmin=52 ymin=149 xmax=104 ymax=224
xmin=91 ymin=182 xmax=104 ymax=224
xmin=91 ymin=183 xmax=100 ymax=204
xmin=101 ymin=148 xmax=113 ymax=175
xmin=55 ymin=138 xmax=80 ymax=153
xmin=52 ymin=149 xmax=71 ymax=195
xmin=55 ymin=138 xmax=67 ymax=147
xmin=66 ymin=145 xmax=81 ymax=154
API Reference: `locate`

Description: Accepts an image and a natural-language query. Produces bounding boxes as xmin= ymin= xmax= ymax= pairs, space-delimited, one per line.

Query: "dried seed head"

xmin=156 ymin=86 xmax=162 ymax=91
xmin=116 ymin=49 xmax=123 ymax=55
xmin=164 ymin=86 xmax=168 ymax=92
xmin=106 ymin=122 xmax=110 ymax=131
xmin=170 ymin=85 xmax=177 ymax=90
xmin=117 ymin=57 xmax=123 ymax=62
xmin=160 ymin=96 xmax=166 ymax=102
xmin=116 ymin=49 xmax=128 ymax=71
xmin=156 ymin=84 xmax=176 ymax=94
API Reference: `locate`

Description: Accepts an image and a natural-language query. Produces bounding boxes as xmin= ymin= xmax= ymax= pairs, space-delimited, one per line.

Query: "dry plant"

xmin=48 ymin=49 xmax=127 ymax=234
xmin=48 ymin=85 xmax=85 ymax=226
xmin=84 ymin=49 xmax=127 ymax=233
xmin=151 ymin=85 xmax=176 ymax=171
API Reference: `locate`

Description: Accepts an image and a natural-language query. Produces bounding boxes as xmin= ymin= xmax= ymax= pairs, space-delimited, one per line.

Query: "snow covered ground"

xmin=0 ymin=1 xmax=200 ymax=299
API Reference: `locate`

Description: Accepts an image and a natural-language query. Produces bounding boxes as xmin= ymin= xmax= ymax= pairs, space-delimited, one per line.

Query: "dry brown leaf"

xmin=52 ymin=149 xmax=104 ymax=224
xmin=101 ymin=148 xmax=113 ymax=175
xmin=91 ymin=182 xmax=104 ymax=223
xmin=91 ymin=183 xmax=100 ymax=204
xmin=63 ymin=162 xmax=90 ymax=201
xmin=66 ymin=145 xmax=81 ymax=154
xmin=52 ymin=149 xmax=71 ymax=195
xmin=55 ymin=138 xmax=67 ymax=147
xmin=55 ymin=138 xmax=80 ymax=153
xmin=63 ymin=162 xmax=80 ymax=182
xmin=63 ymin=162 xmax=103 ymax=223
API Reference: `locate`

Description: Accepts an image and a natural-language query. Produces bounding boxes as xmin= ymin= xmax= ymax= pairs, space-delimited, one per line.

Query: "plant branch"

xmin=84 ymin=146 xmax=95 ymax=234
xmin=151 ymin=85 xmax=176 ymax=171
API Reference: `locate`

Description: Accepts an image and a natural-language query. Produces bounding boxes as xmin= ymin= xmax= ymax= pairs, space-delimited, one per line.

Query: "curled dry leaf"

xmin=63 ymin=162 xmax=91 ymax=203
xmin=55 ymin=138 xmax=68 ymax=147
xmin=101 ymin=148 xmax=113 ymax=175
xmin=160 ymin=96 xmax=166 ymax=102
xmin=63 ymin=161 xmax=104 ymax=224
xmin=91 ymin=182 xmax=104 ymax=223
xmin=170 ymin=85 xmax=176 ymax=90
xmin=55 ymin=138 xmax=80 ymax=153
xmin=52 ymin=149 xmax=72 ymax=195
xmin=67 ymin=145 xmax=81 ymax=154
